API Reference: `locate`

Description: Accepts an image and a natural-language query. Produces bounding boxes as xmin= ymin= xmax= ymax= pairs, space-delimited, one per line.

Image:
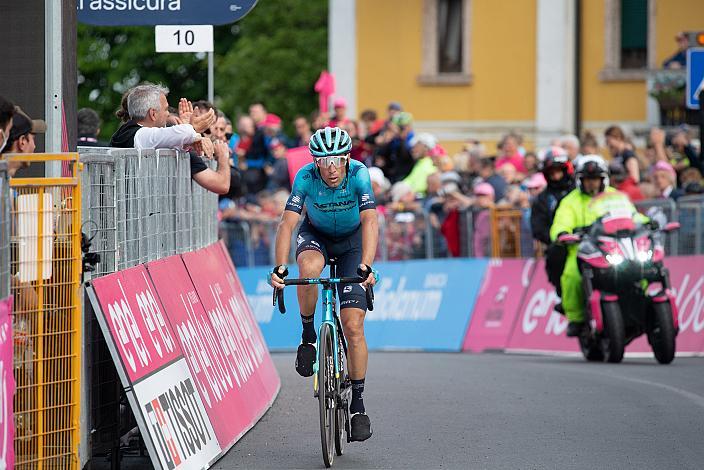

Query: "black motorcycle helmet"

xmin=540 ymin=146 xmax=574 ymax=190
xmin=575 ymin=155 xmax=610 ymax=195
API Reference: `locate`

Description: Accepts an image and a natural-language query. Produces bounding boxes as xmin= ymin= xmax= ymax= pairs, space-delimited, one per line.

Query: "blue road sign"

xmin=686 ymin=48 xmax=704 ymax=109
xmin=77 ymin=0 xmax=258 ymax=26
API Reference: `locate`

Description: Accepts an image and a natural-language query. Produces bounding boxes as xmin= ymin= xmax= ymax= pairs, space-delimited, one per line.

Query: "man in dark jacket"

xmin=530 ymin=147 xmax=575 ymax=301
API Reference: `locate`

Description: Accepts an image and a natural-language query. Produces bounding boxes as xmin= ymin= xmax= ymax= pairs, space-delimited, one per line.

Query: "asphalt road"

xmin=213 ymin=352 xmax=704 ymax=470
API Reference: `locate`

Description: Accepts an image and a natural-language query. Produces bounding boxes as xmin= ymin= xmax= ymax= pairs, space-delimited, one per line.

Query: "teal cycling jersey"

xmin=285 ymin=159 xmax=377 ymax=238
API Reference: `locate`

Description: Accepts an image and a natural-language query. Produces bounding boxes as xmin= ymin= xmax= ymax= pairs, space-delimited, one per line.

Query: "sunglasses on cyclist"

xmin=314 ymin=155 xmax=349 ymax=168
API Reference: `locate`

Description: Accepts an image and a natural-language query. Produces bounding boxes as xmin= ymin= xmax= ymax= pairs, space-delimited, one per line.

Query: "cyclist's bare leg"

xmin=340 ymin=307 xmax=367 ymax=379
xmin=296 ymin=250 xmax=325 ymax=317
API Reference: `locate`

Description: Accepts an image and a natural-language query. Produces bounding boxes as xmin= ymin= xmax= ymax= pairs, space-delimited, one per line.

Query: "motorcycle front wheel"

xmin=601 ymin=301 xmax=625 ymax=363
xmin=649 ymin=301 xmax=676 ymax=365
xmin=579 ymin=334 xmax=604 ymax=362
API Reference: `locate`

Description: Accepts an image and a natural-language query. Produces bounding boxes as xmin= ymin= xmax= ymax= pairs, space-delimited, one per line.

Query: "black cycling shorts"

xmin=295 ymin=218 xmax=368 ymax=311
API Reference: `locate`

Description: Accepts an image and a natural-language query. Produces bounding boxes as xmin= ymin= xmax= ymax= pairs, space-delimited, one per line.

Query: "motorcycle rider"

xmin=549 ymin=155 xmax=646 ymax=337
xmin=530 ymin=147 xmax=575 ymax=311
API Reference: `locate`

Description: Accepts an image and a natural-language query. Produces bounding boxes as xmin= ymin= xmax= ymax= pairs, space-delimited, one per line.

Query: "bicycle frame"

xmin=314 ymin=264 xmax=344 ymax=393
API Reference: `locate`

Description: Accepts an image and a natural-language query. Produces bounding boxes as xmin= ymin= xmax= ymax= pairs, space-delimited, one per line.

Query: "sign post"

xmin=686 ymin=48 xmax=704 ymax=164
xmin=686 ymin=48 xmax=704 ymax=110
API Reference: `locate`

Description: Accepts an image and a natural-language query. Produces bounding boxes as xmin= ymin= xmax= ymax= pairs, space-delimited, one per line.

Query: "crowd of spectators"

xmin=6 ymin=86 xmax=702 ymax=264
xmin=215 ymin=97 xmax=703 ymax=262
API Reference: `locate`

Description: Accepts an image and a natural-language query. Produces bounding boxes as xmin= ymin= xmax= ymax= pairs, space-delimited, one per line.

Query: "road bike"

xmin=273 ymin=260 xmax=375 ymax=467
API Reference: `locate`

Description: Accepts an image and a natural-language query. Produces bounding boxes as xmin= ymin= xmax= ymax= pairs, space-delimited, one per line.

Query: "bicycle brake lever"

xmin=366 ymin=285 xmax=374 ymax=311
xmin=276 ymin=288 xmax=286 ymax=314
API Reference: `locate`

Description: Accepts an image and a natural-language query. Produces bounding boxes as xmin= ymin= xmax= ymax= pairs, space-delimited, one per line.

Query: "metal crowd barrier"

xmin=0 ymin=161 xmax=9 ymax=299
xmin=78 ymin=146 xmax=219 ymax=465
xmin=79 ymin=147 xmax=219 ymax=272
xmin=219 ymin=196 xmax=704 ymax=266
xmin=671 ymin=195 xmax=704 ymax=255
xmin=7 ymin=153 xmax=83 ymax=469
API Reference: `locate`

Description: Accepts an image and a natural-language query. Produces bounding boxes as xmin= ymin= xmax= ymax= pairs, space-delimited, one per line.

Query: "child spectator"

xmin=472 ymin=183 xmax=495 ymax=257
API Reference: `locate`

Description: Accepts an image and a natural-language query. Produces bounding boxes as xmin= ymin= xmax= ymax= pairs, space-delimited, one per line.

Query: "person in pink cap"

xmin=650 ymin=161 xmax=682 ymax=200
xmin=472 ymin=182 xmax=495 ymax=256
xmin=525 ymin=172 xmax=547 ymax=196
xmin=328 ymin=97 xmax=351 ymax=128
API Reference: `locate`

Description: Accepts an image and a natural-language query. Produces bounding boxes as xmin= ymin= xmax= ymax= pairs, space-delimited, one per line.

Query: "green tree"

xmin=77 ymin=0 xmax=327 ymax=140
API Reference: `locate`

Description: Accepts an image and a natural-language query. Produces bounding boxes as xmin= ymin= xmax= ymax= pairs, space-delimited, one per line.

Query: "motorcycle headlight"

xmin=636 ymin=249 xmax=653 ymax=263
xmin=606 ymin=253 xmax=624 ymax=266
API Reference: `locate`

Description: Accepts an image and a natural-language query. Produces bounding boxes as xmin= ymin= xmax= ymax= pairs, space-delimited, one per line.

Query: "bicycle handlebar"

xmin=273 ymin=277 xmax=374 ymax=314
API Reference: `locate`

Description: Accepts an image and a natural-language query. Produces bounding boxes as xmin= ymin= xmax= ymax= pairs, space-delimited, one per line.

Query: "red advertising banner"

xmin=0 ymin=296 xmax=15 ymax=469
xmin=180 ymin=244 xmax=280 ymax=447
xmin=91 ymin=266 xmax=182 ymax=382
xmin=463 ymin=259 xmax=534 ymax=352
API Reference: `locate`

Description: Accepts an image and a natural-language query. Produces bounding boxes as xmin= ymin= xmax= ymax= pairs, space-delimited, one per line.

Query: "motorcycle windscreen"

xmin=588 ymin=192 xmax=637 ymax=234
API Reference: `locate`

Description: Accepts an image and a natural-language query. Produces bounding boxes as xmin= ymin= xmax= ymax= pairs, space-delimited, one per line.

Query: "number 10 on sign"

xmin=155 ymin=25 xmax=214 ymax=53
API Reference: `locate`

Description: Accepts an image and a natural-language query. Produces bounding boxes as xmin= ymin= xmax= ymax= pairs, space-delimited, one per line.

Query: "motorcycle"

xmin=557 ymin=192 xmax=680 ymax=364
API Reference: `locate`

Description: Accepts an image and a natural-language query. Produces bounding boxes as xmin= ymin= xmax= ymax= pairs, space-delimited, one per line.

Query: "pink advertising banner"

xmin=505 ymin=256 xmax=704 ymax=354
xmin=91 ymin=266 xmax=182 ymax=382
xmin=180 ymin=244 xmax=280 ymax=447
xmin=463 ymin=259 xmax=534 ymax=352
xmin=0 ymin=296 xmax=15 ymax=469
xmin=625 ymin=256 xmax=704 ymax=353
xmin=506 ymin=259 xmax=578 ymax=352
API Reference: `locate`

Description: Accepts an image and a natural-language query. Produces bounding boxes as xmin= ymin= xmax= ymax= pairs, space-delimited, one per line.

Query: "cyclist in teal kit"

xmin=269 ymin=127 xmax=379 ymax=442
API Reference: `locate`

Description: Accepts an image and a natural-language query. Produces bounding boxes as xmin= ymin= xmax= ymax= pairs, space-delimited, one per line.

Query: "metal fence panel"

xmin=675 ymin=195 xmax=704 ymax=255
xmin=635 ymin=198 xmax=679 ymax=255
xmin=9 ymin=153 xmax=82 ymax=469
xmin=79 ymin=153 xmax=117 ymax=277
xmin=0 ymin=161 xmax=9 ymax=299
xmin=114 ymin=149 xmax=142 ymax=270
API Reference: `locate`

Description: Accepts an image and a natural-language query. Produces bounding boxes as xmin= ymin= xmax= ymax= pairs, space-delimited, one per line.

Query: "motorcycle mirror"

xmin=557 ymin=233 xmax=581 ymax=245
xmin=663 ymin=222 xmax=681 ymax=232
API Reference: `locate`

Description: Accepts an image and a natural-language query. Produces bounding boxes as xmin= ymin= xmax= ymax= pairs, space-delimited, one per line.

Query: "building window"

xmin=419 ymin=0 xmax=473 ymax=85
xmin=438 ymin=0 xmax=464 ymax=73
xmin=620 ymin=0 xmax=648 ymax=69
xmin=601 ymin=0 xmax=655 ymax=81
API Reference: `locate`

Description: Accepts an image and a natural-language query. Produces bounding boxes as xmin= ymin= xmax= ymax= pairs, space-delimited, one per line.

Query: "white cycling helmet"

xmin=575 ymin=154 xmax=610 ymax=194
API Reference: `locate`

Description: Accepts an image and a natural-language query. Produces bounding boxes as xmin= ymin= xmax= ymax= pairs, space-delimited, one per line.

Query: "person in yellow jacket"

xmin=549 ymin=155 xmax=646 ymax=337
xmin=402 ymin=132 xmax=439 ymax=196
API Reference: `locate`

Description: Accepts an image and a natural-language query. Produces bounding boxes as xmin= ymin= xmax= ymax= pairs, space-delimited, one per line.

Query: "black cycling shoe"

xmin=295 ymin=343 xmax=316 ymax=377
xmin=350 ymin=413 xmax=373 ymax=442
xmin=566 ymin=321 xmax=586 ymax=337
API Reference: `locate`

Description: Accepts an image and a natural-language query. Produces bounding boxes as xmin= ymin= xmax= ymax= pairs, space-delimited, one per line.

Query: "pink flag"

xmin=314 ymin=70 xmax=336 ymax=115
xmin=286 ymin=146 xmax=312 ymax=183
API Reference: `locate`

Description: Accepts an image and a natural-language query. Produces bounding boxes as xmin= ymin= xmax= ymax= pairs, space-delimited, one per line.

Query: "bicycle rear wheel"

xmin=318 ymin=323 xmax=335 ymax=467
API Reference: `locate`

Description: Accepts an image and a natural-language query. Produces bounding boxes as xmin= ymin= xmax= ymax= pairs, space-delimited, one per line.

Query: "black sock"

xmin=350 ymin=378 xmax=365 ymax=414
xmin=301 ymin=314 xmax=316 ymax=344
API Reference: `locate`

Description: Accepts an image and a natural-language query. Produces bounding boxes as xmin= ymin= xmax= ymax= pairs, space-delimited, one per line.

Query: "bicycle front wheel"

xmin=318 ymin=323 xmax=335 ymax=467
